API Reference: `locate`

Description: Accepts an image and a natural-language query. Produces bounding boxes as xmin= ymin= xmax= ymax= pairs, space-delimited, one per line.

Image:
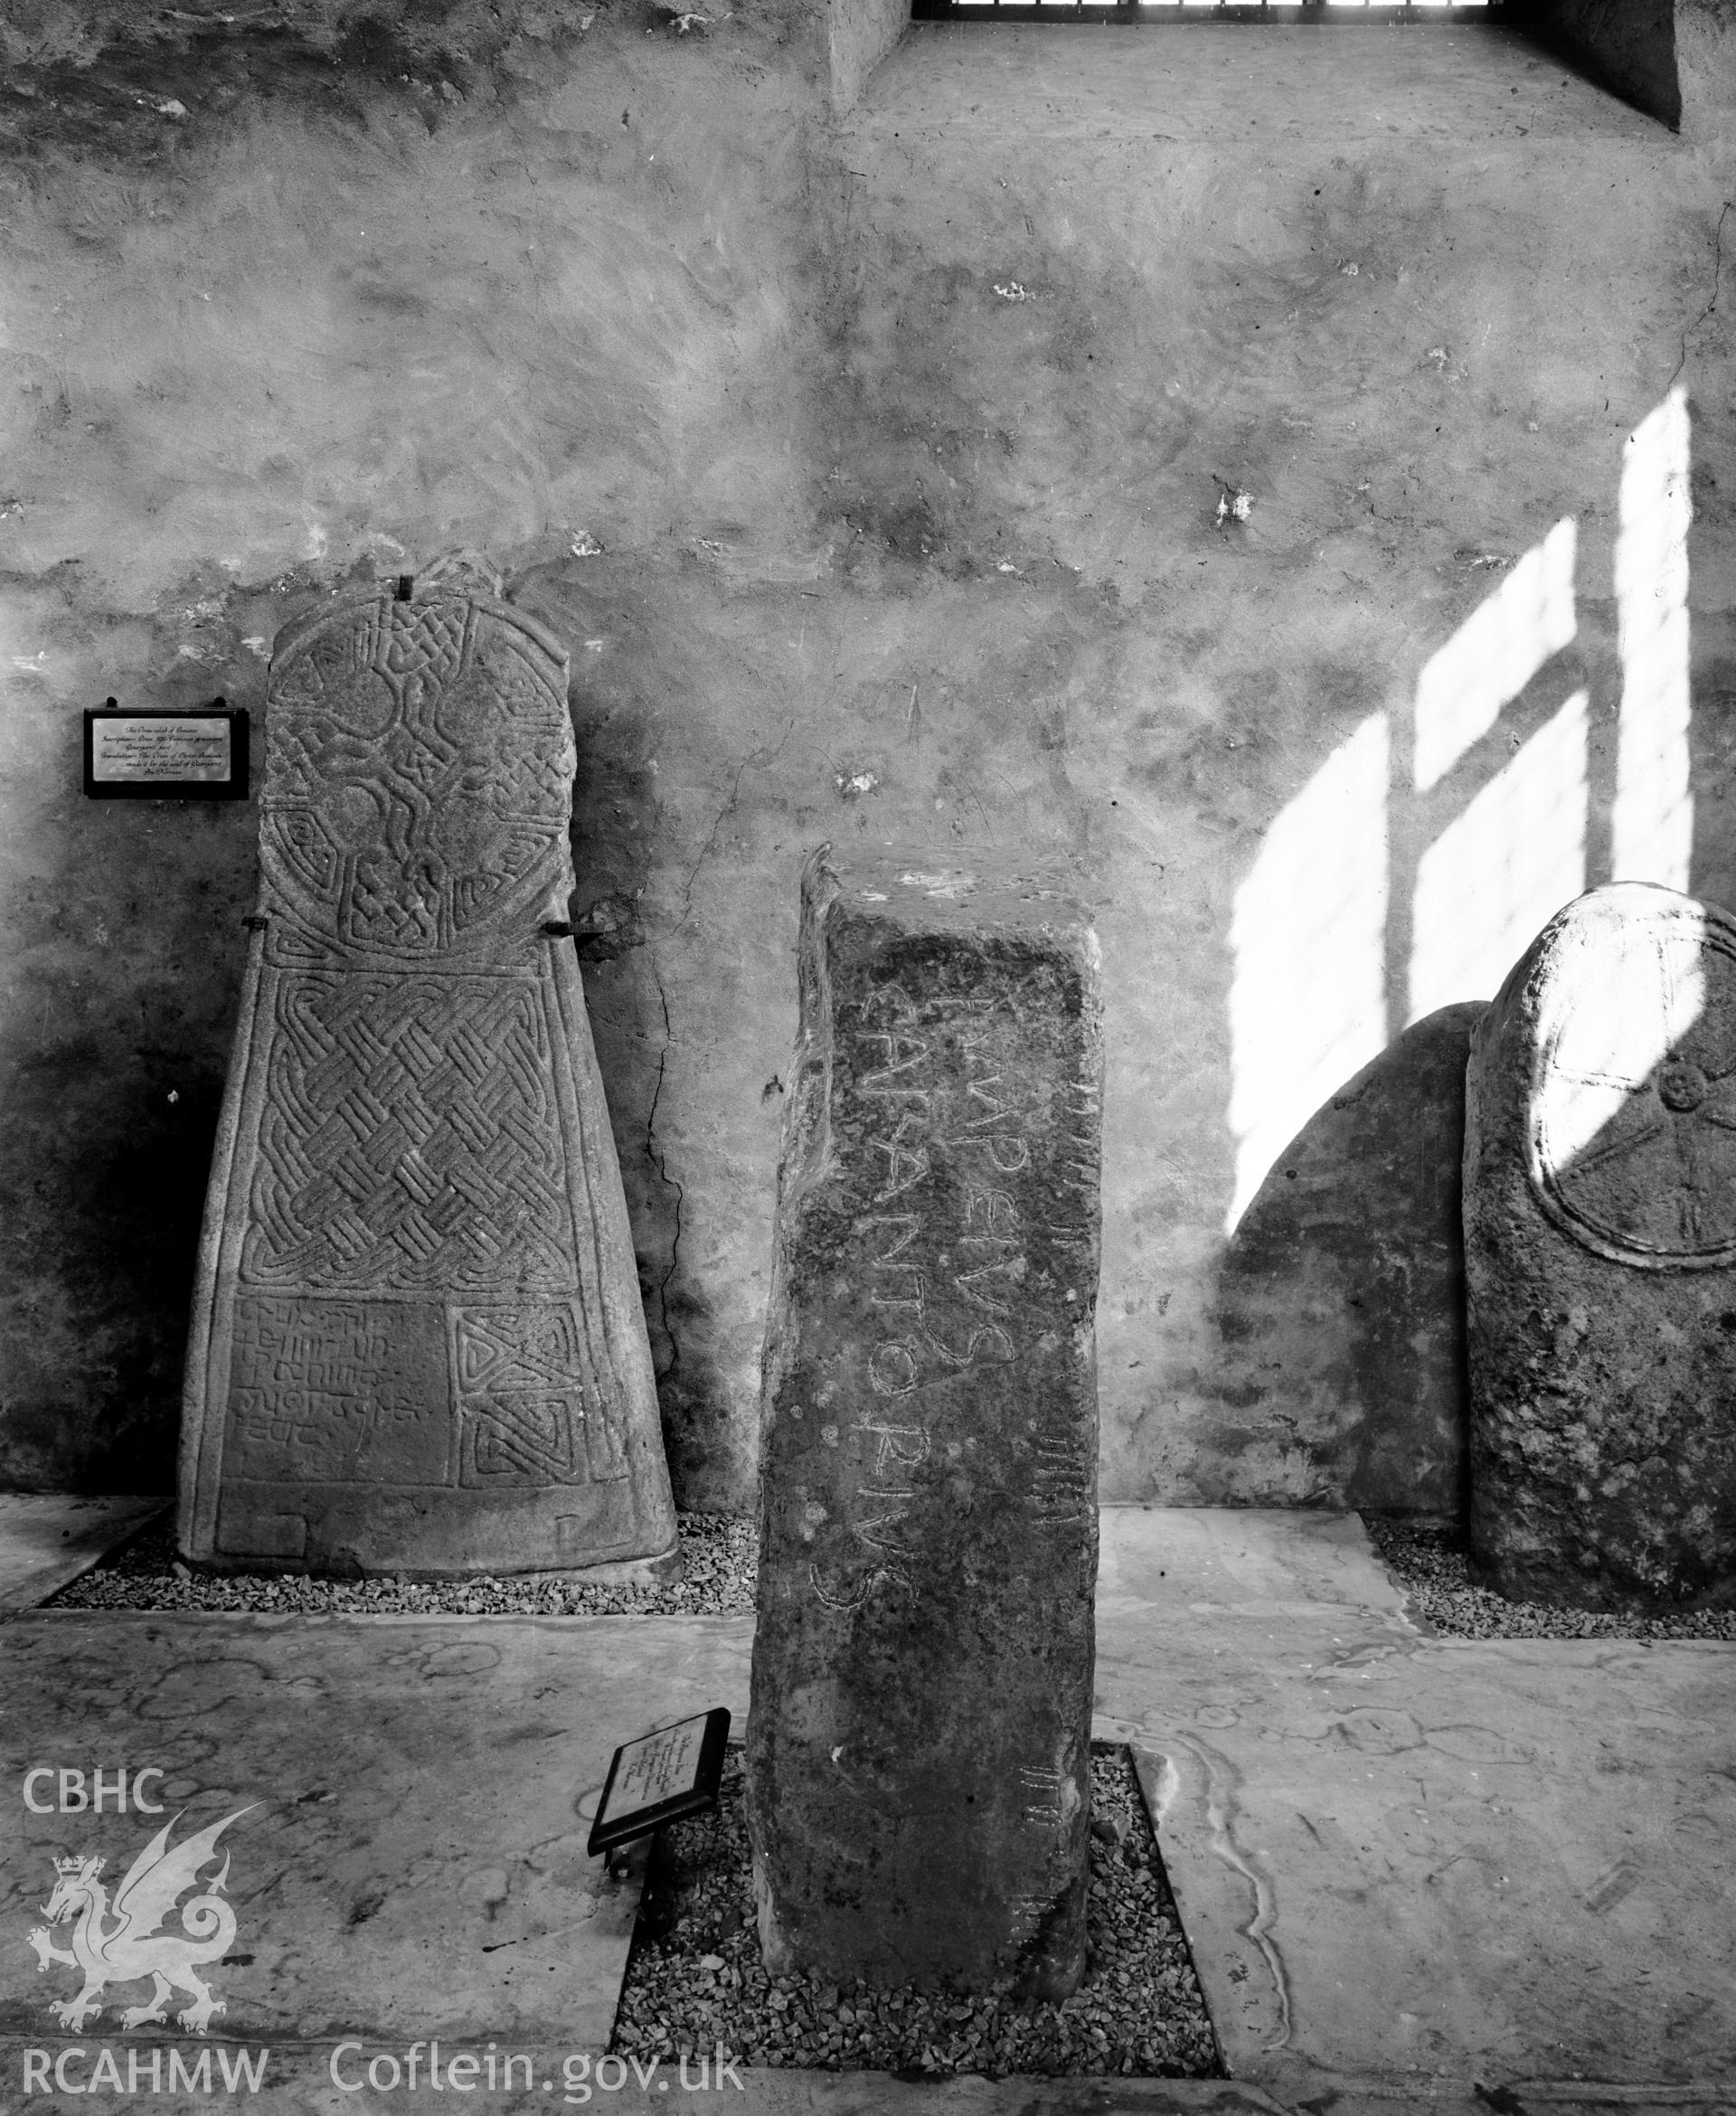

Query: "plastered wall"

xmin=1 ymin=0 xmax=1732 ymax=1516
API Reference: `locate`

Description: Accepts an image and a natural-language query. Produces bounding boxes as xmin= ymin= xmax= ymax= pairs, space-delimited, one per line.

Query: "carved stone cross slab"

xmin=179 ymin=587 xmax=676 ymax=1578
xmin=747 ymin=845 xmax=1103 ymax=1998
xmin=1466 ymin=881 xmax=1736 ymax=1611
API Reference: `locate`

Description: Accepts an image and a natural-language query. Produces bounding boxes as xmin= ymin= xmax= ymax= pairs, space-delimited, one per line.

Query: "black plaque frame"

xmin=588 ymin=1707 xmax=731 ymax=1856
xmin=83 ymin=704 xmax=251 ymax=801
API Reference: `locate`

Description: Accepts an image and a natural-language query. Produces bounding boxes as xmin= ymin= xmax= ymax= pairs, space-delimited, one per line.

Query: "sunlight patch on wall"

xmin=1544 ymin=902 xmax=1706 ymax=1168
xmin=1412 ymin=517 xmax=1577 ymax=794
xmin=1613 ymin=386 xmax=1693 ymax=892
xmin=1409 ymin=689 xmax=1588 ymax=1021
xmin=1226 ymin=713 xmax=1389 ymax=1232
xmin=1222 ymin=387 xmax=1691 ymax=1240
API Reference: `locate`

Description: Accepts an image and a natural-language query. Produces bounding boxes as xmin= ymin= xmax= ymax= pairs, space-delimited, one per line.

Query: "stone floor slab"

xmin=0 ymin=2046 xmax=1729 ymax=2116
xmin=0 ymin=1612 xmax=752 ymax=2057
xmin=717 ymin=2081 xmax=1736 ymax=2116
xmin=1090 ymin=1515 xmax=1736 ymax=2104
xmin=1 ymin=1509 xmax=1731 ymax=2116
xmin=1097 ymin=1505 xmax=1413 ymax=1622
xmin=0 ymin=1495 xmax=169 ymax=1611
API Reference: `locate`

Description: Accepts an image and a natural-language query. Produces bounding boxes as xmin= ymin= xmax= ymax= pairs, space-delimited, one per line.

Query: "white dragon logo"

xmin=27 ymin=1807 xmax=253 ymax=2036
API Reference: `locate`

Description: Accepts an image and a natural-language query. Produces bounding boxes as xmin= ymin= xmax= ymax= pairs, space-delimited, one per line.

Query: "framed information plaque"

xmin=83 ymin=701 xmax=250 ymax=800
xmin=588 ymin=1708 xmax=731 ymax=1856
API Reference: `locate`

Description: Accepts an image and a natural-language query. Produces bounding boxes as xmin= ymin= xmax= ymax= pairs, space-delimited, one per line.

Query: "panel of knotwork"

xmin=241 ymin=970 xmax=576 ymax=1295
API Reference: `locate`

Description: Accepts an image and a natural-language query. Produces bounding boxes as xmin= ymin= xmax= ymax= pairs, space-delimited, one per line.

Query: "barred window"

xmin=912 ymin=1 xmax=1505 ymax=23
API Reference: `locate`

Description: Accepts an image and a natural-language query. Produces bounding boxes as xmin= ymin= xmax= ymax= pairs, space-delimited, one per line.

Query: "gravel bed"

xmin=53 ymin=1509 xmax=1735 ymax=1641
xmin=1363 ymin=1516 xmax=1736 ymax=1641
xmin=611 ymin=1743 xmax=1221 ymax=2080
xmin=44 ymin=1512 xmax=757 ymax=1617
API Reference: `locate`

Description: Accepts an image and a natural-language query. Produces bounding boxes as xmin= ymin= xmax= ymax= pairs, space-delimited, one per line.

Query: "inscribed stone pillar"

xmin=747 ymin=845 xmax=1103 ymax=1998
xmin=178 ymin=586 xmax=676 ymax=1578
xmin=1466 ymin=882 xmax=1736 ymax=1611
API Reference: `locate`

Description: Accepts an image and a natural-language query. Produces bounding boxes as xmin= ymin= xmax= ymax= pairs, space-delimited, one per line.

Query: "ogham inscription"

xmin=748 ymin=847 xmax=1103 ymax=1998
xmin=178 ymin=585 xmax=675 ymax=1579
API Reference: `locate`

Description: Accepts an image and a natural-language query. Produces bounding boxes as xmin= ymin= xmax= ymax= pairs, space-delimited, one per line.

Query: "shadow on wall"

xmin=1211 ymin=385 xmax=1700 ymax=1516
xmin=1526 ymin=0 xmax=1682 ymax=131
xmin=547 ymin=562 xmax=742 ymax=1511
xmin=1215 ymin=1005 xmax=1483 ymax=1522
xmin=1524 ymin=0 xmax=1736 ymax=138
xmin=0 ymin=608 xmax=263 ymax=1494
xmin=5 ymin=1052 xmax=224 ymax=1495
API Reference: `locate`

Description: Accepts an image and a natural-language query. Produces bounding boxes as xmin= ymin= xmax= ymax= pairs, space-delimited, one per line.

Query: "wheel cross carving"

xmin=1529 ymin=901 xmax=1736 ymax=1268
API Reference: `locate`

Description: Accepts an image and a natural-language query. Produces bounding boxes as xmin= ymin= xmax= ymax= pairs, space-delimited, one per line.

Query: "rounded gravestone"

xmin=1465 ymin=882 xmax=1736 ymax=1611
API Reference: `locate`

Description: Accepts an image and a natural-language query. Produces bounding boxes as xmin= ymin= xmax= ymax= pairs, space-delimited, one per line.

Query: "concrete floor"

xmin=0 ymin=1507 xmax=1731 ymax=2114
xmin=1095 ymin=1512 xmax=1736 ymax=2104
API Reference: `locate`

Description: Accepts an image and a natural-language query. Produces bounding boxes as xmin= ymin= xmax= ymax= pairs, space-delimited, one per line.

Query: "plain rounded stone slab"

xmin=1464 ymin=882 xmax=1736 ymax=1611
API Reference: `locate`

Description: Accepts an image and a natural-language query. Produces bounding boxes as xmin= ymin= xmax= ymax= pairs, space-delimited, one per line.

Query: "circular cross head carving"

xmin=260 ymin=590 xmax=573 ymax=963
xmin=1529 ymin=892 xmax=1736 ymax=1268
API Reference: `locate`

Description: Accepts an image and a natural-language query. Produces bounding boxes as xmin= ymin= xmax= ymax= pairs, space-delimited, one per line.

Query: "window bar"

xmin=911 ymin=0 xmax=1503 ymax=23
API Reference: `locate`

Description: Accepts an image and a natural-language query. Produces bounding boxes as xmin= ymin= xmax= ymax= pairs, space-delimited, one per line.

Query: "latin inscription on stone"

xmin=1466 ymin=882 xmax=1736 ymax=1611
xmin=227 ymin=1296 xmax=451 ymax=1484
xmin=748 ymin=846 xmax=1103 ymax=1998
xmin=179 ymin=585 xmax=675 ymax=1579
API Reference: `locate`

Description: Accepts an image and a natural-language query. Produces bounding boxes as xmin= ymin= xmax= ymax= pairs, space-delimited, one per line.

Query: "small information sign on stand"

xmin=83 ymin=699 xmax=250 ymax=801
xmin=588 ymin=1708 xmax=731 ymax=1856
